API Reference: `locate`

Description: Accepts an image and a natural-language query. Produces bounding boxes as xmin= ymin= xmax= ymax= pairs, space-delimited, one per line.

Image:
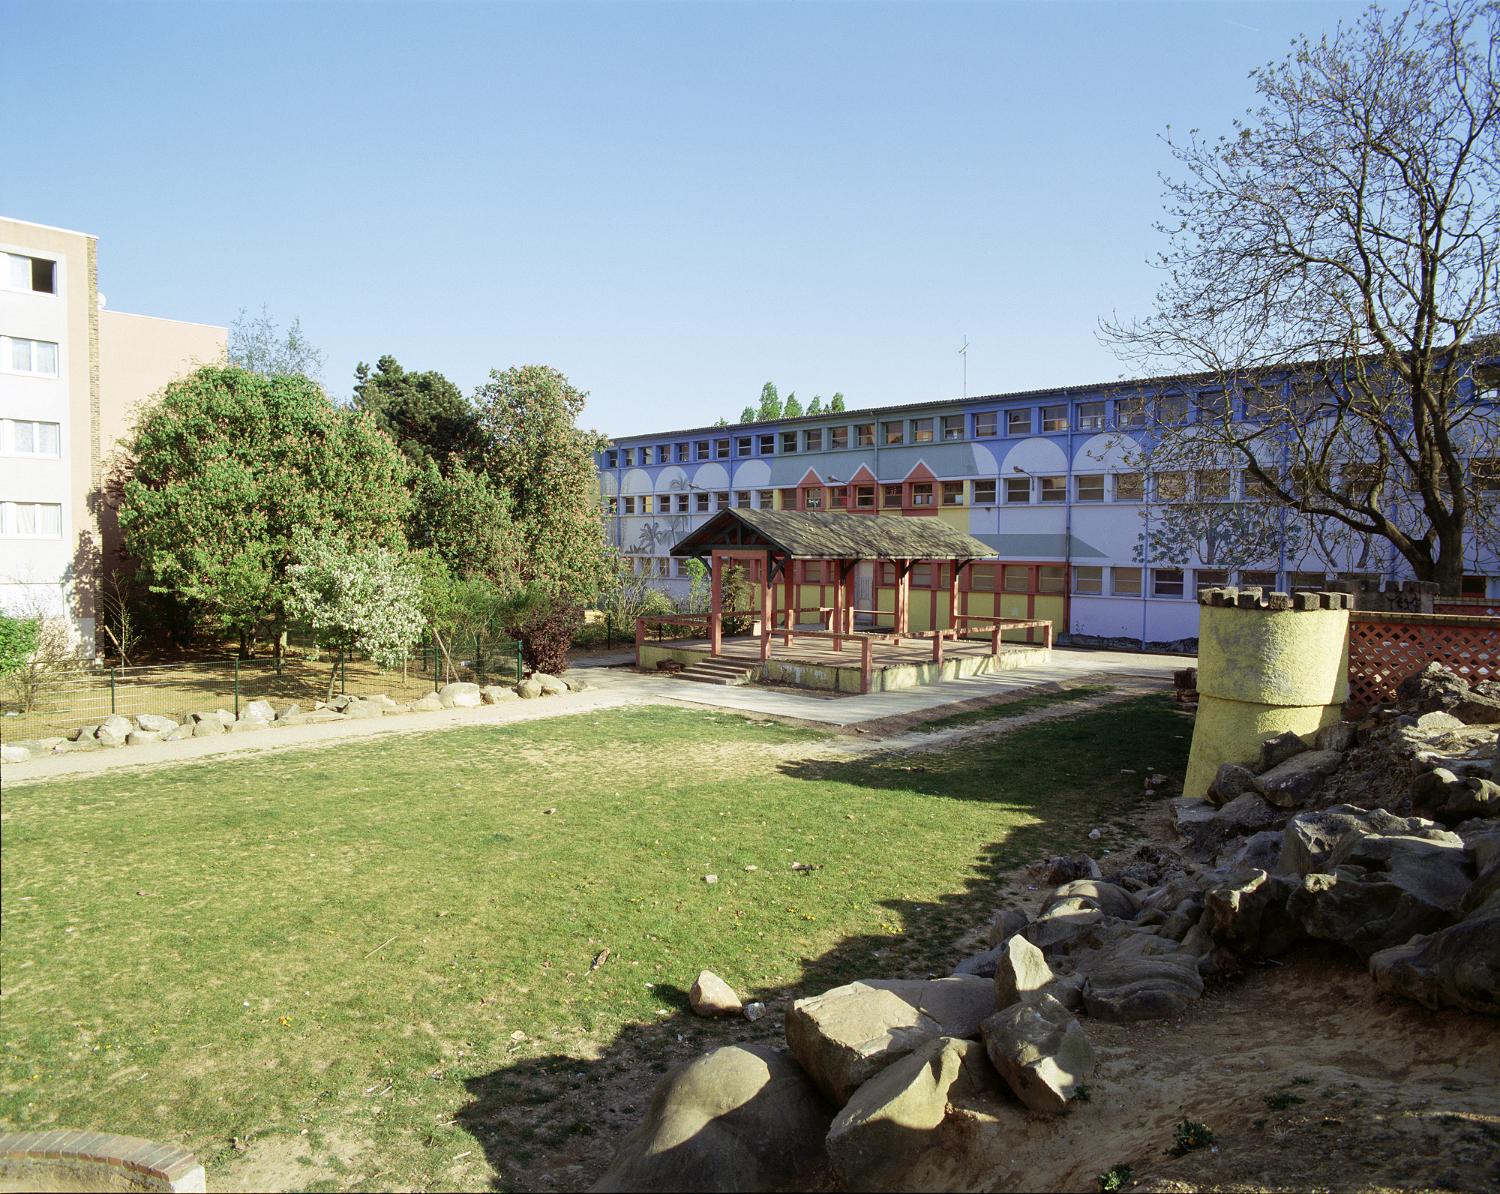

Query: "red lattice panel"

xmin=1347 ymin=612 xmax=1500 ymax=713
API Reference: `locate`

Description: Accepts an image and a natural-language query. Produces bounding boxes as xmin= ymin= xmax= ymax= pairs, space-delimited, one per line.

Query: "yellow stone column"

xmin=1183 ymin=588 xmax=1351 ymax=797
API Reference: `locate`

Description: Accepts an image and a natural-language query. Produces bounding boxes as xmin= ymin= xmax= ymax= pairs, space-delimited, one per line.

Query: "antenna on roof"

xmin=958 ymin=336 xmax=970 ymax=399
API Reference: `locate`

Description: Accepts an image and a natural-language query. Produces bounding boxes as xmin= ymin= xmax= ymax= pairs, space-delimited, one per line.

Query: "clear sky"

xmin=6 ymin=0 xmax=1361 ymax=436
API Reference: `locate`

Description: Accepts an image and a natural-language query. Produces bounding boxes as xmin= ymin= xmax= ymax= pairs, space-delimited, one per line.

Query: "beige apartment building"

xmin=0 ymin=216 xmax=225 ymax=651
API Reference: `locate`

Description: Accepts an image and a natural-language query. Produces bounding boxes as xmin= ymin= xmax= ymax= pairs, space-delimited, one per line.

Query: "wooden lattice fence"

xmin=1347 ymin=611 xmax=1500 ymax=713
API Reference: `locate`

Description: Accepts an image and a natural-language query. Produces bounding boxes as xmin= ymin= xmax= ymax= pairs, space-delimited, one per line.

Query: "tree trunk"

xmin=326 ymin=648 xmax=342 ymax=704
xmin=1434 ymin=537 xmax=1467 ymax=598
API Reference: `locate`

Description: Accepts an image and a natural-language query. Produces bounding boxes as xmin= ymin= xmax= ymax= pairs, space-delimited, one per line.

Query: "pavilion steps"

xmin=674 ymin=659 xmax=757 ymax=687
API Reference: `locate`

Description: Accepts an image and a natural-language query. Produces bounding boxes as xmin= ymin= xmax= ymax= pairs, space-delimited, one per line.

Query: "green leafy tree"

xmin=739 ymin=405 xmax=757 ymax=423
xmin=117 ymin=365 xmax=411 ymax=655
xmin=0 ymin=615 xmax=39 ymax=677
xmin=472 ymin=364 xmax=613 ymax=599
xmin=409 ymin=458 xmax=523 ymax=586
xmin=757 ymin=382 xmax=782 ymax=421
xmin=806 ymin=396 xmax=823 ymax=416
xmin=830 ymin=392 xmax=846 ymax=412
xmin=783 ymin=392 xmax=803 ymax=418
xmin=352 ymin=355 xmax=484 ymax=472
xmin=229 ymin=305 xmax=324 ymax=379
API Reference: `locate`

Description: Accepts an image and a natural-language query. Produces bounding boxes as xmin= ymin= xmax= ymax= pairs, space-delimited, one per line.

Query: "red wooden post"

xmin=831 ymin=560 xmax=844 ymax=652
xmin=897 ymin=563 xmax=912 ymax=637
xmin=1044 ymin=619 xmax=1053 ymax=650
xmin=991 ymin=623 xmax=1001 ymax=655
xmin=860 ymin=635 xmax=872 ymax=694
xmin=948 ymin=560 xmax=960 ymax=638
xmin=759 ymin=559 xmax=772 ymax=662
xmin=634 ymin=615 xmax=646 ymax=667
xmin=783 ymin=562 xmax=795 ymax=645
xmin=932 ymin=629 xmax=943 ymax=665
xmin=709 ymin=551 xmax=724 ymax=656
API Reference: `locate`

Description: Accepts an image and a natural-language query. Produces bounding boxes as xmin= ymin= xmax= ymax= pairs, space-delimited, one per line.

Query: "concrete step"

xmin=675 ymin=672 xmax=744 ymax=686
xmin=692 ymin=660 xmax=757 ymax=676
xmin=675 ymin=660 xmax=756 ymax=686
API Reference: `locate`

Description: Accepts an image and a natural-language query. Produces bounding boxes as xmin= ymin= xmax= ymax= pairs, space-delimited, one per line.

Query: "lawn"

xmin=0 ymin=698 xmax=1189 ymax=1191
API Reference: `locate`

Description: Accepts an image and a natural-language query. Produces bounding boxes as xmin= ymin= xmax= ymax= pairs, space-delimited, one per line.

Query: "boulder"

xmin=565 ymin=676 xmax=591 ymax=692
xmin=1207 ymin=763 xmax=1259 ymax=808
xmin=1255 ymin=750 xmax=1344 ymax=808
xmin=95 ymin=715 xmax=132 ymax=746
xmin=60 ymin=736 xmax=102 ymax=752
xmin=1169 ymin=797 xmax=1217 ymax=835
xmin=993 ymin=934 xmax=1056 ymax=1008
xmin=516 ymin=678 xmax=544 ymax=700
xmin=164 ymin=724 xmax=195 ymax=742
xmin=1042 ymin=855 xmax=1101 ymax=885
xmin=690 ymin=970 xmax=743 ymax=1017
xmin=1414 ymin=772 xmax=1500 ymax=824
xmin=411 ymin=692 xmax=444 ymax=712
xmin=134 ymin=712 xmax=179 ymax=734
xmin=1082 ymin=950 xmax=1204 ymax=1022
xmin=439 ymin=681 xmax=483 ymax=709
xmin=952 ymin=943 xmax=1007 ymax=978
xmin=126 ymin=730 xmax=161 ymax=746
xmin=785 ymin=976 xmax=995 ymax=1105
xmin=1023 ymin=899 xmax=1106 ymax=954
xmin=1213 ymin=829 xmax=1283 ymax=875
xmin=342 ymin=699 xmax=386 ymax=720
xmin=986 ymin=906 xmax=1029 ymax=947
xmin=481 ymin=684 xmax=518 ymax=704
xmin=229 ymin=719 xmax=267 ymax=733
xmin=1277 ymin=806 xmax=1448 ymax=877
xmin=826 ymin=1036 xmax=1005 ymax=1192
xmin=277 ymin=709 xmax=347 ymax=726
xmin=1203 ymin=869 xmax=1303 ymax=957
xmin=191 ymin=716 xmax=225 ymax=737
xmin=71 ymin=725 xmax=99 ymax=742
xmin=1369 ymin=905 xmax=1500 ymax=1014
xmin=1 ymin=744 xmax=30 ymax=764
xmin=1045 ymin=879 xmax=1138 ymax=920
xmin=1315 ymin=721 xmax=1358 ymax=753
xmin=240 ymin=699 xmax=276 ymax=724
xmin=1193 ymin=791 xmax=1281 ymax=855
xmin=981 ymin=993 xmax=1096 ymax=1115
xmin=214 ymin=709 xmax=236 ymax=727
xmin=1258 ymin=729 xmax=1308 ymax=772
xmin=533 ymin=672 xmax=569 ymax=696
xmin=591 ymin=1043 xmax=830 ymax=1193
xmin=1453 ymin=684 xmax=1500 ymax=726
xmin=1397 ymin=662 xmax=1470 ymax=714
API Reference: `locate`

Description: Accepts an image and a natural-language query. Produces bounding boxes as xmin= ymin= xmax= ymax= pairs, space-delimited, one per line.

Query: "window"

xmin=972 ymin=479 xmax=997 ymax=504
xmin=1471 ymin=459 xmax=1500 ymax=493
xmin=757 ymin=489 xmax=775 ymax=509
xmin=882 ymin=420 xmax=904 ymax=446
xmin=1076 ymin=402 xmax=1105 ymax=431
xmin=1152 ymin=568 xmax=1185 ymax=598
xmin=759 ymin=433 xmax=775 ymax=455
xmin=1239 ymin=570 xmax=1277 ymax=590
xmin=695 ymin=440 xmax=710 ymax=461
xmin=639 ymin=495 xmax=653 ymax=514
xmin=829 ymin=426 xmax=849 ymax=450
xmin=1075 ymin=474 xmax=1105 ymax=502
xmin=714 ymin=438 xmax=730 ymax=460
xmin=912 ymin=563 xmax=933 ymax=587
xmin=1004 ymin=476 xmax=1031 ymax=503
xmin=1113 ymin=472 xmax=1143 ymax=501
xmin=803 ymin=561 xmax=826 ymax=583
xmin=1242 ymin=386 xmax=1279 ymax=420
xmin=1072 ymin=565 xmax=1103 ymax=594
xmin=604 ymin=449 xmax=618 ymax=468
xmin=1243 ymin=469 xmax=1279 ymax=501
xmin=912 ymin=418 xmax=934 ymax=443
xmin=605 ymin=497 xmax=618 ymax=515
xmin=694 ymin=492 xmax=710 ymax=512
xmin=639 ymin=446 xmax=654 ymax=466
xmin=675 ymin=494 xmax=690 ymax=513
xmin=735 ymin=490 xmax=752 ymax=509
xmin=1155 ymin=471 xmax=1188 ymax=502
xmin=4 ymin=252 xmax=56 ymax=294
xmin=622 ymin=496 xmax=637 ymax=515
xmin=1040 ymin=405 xmax=1067 ymax=432
xmin=1342 ymin=462 xmax=1383 ymax=499
xmin=882 ymin=484 xmax=903 ymax=508
xmin=1195 ymin=568 xmax=1229 ymax=593
xmin=1111 ymin=566 xmax=1142 ymax=596
xmin=855 ymin=423 xmax=876 ymax=447
xmin=676 ymin=443 xmax=689 ymax=462
xmin=974 ymin=411 xmax=998 ymax=437
xmin=778 ymin=488 xmax=797 ymax=509
xmin=781 ymin=431 xmax=798 ymax=454
xmin=1288 ymin=570 xmax=1326 ymax=591
xmin=1157 ymin=396 xmax=1188 ymax=424
xmin=1038 ymin=565 xmax=1065 ymax=594
xmin=970 ymin=564 xmax=996 ymax=592
xmin=1006 ymin=409 xmax=1032 ymax=436
xmin=1461 ymin=574 xmax=1489 ymax=597
xmin=1038 ymin=476 xmax=1066 ymax=503
xmin=1116 ymin=396 xmax=1148 ymax=428
xmin=1195 ymin=469 xmax=1231 ymax=500
xmin=910 ymin=482 xmax=933 ymax=507
xmin=941 ymin=415 xmax=965 ymax=441
xmin=855 ymin=485 xmax=876 ymax=509
xmin=804 ymin=428 xmax=823 ymax=452
xmin=715 ymin=491 xmax=731 ymax=510
xmin=830 ymin=486 xmax=848 ymax=508
xmin=1002 ymin=565 xmax=1030 ymax=593
xmin=1195 ymin=390 xmax=1227 ymax=421
xmin=941 ymin=481 xmax=964 ymax=506
xmin=736 ymin=436 xmax=752 ymax=456
xmin=804 ymin=487 xmax=823 ymax=510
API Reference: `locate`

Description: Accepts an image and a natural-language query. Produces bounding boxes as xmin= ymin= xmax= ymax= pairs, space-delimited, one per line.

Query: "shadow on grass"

xmin=456 ymin=697 xmax=1189 ymax=1192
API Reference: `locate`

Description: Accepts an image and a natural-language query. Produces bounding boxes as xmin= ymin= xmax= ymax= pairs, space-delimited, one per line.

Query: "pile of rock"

xmin=0 ymin=674 xmax=590 ymax=764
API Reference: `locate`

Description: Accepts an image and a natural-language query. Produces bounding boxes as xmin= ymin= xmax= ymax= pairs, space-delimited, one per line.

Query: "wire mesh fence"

xmin=1 ymin=639 xmax=524 ymax=743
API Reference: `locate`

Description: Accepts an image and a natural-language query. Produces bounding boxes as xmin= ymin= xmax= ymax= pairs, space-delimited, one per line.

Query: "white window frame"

xmin=0 ymin=500 xmax=64 ymax=538
xmin=2 ymin=419 xmax=62 ymax=458
xmin=1 ymin=335 xmax=61 ymax=377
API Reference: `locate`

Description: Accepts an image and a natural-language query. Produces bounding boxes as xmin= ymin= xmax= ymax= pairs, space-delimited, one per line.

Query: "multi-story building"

xmin=0 ymin=216 xmax=225 ymax=650
xmin=596 ymin=370 xmax=1500 ymax=645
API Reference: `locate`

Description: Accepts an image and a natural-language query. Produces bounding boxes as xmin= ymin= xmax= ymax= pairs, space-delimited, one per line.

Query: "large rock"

xmin=1258 ymin=729 xmax=1308 ymax=772
xmin=95 ymin=714 xmax=133 ymax=746
xmin=981 ymin=993 xmax=1095 ymax=1115
xmin=342 ymin=699 xmax=386 ymax=720
xmin=126 ymin=729 xmax=161 ymax=746
xmin=240 ymin=699 xmax=276 ymax=724
xmin=163 ymin=723 xmax=195 ymax=741
xmin=592 ymin=1043 xmax=830 ymax=1193
xmin=784 ymin=976 xmax=995 ymax=1105
xmin=1255 ymin=750 xmax=1344 ymax=808
xmin=1453 ymin=682 xmax=1500 ymax=726
xmin=1277 ymin=806 xmax=1447 ymax=876
xmin=690 ymin=971 xmax=743 ymax=1017
xmin=1397 ymin=661 xmax=1470 ymax=713
xmin=516 ymin=678 xmax=544 ymax=700
xmin=1 ymin=744 xmax=30 ymax=763
xmin=1369 ymin=905 xmax=1500 ymax=1014
xmin=1203 ymin=869 xmax=1303 ymax=957
xmin=481 ymin=684 xmax=518 ymax=704
xmin=1045 ymin=879 xmax=1138 ymax=920
xmin=1207 ymin=763 xmax=1258 ymax=808
xmin=439 ymin=681 xmax=483 ymax=709
xmin=229 ymin=719 xmax=267 ymax=733
xmin=826 ymin=1036 xmax=1005 ymax=1190
xmin=1315 ymin=721 xmax=1358 ymax=753
xmin=277 ymin=709 xmax=346 ymax=726
xmin=134 ymin=712 xmax=179 ymax=734
xmin=1414 ymin=771 xmax=1500 ymax=824
xmin=191 ymin=716 xmax=225 ymax=737
xmin=411 ymin=691 xmax=444 ymax=712
xmin=533 ymin=672 xmax=569 ymax=696
xmin=1193 ymin=791 xmax=1281 ymax=856
xmin=1082 ymin=950 xmax=1204 ymax=1022
xmin=993 ymin=934 xmax=1057 ymax=1008
xmin=987 ymin=907 xmax=1030 ymax=947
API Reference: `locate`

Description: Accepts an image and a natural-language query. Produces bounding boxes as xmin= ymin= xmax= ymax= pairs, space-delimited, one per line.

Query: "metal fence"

xmin=0 ymin=639 xmax=524 ymax=743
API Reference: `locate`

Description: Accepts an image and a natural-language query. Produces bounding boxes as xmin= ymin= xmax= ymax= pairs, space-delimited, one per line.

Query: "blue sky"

xmin=6 ymin=0 xmax=1360 ymax=435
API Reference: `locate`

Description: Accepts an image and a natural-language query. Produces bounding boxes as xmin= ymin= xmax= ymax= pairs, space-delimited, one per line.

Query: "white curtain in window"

xmin=15 ymin=421 xmax=34 ymax=452
xmin=38 ymin=422 xmax=59 ymax=456
xmin=35 ymin=341 xmax=58 ymax=374
xmin=6 ymin=254 xmax=28 ymax=289
xmin=15 ymin=504 xmax=37 ymax=534
xmin=40 ymin=504 xmax=62 ymax=536
xmin=10 ymin=338 xmax=31 ymax=371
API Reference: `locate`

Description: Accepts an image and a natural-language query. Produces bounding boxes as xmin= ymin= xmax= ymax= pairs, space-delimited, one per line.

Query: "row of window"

xmin=0 ymin=419 xmax=62 ymax=458
xmin=1 ymin=335 xmax=60 ymax=377
xmin=0 ymin=501 xmax=63 ymax=538
xmin=2 ymin=251 xmax=57 ymax=295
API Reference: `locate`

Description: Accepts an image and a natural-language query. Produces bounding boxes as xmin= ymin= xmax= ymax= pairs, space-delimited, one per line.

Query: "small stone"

xmin=703 ymin=874 xmax=718 ymax=884
xmin=1258 ymin=730 xmax=1308 ymax=772
xmin=542 ymin=807 xmax=558 ymax=815
xmin=1087 ymin=828 xmax=1103 ymax=841
xmin=689 ymin=969 xmax=743 ymax=1017
xmin=743 ymin=1001 xmax=766 ymax=1022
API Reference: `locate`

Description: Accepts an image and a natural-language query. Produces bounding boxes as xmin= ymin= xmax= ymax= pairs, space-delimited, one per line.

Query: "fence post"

xmin=110 ymin=667 xmax=117 ymax=715
xmin=515 ymin=640 xmax=523 ymax=684
xmin=341 ymin=653 xmax=347 ymax=695
xmin=234 ymin=657 xmax=240 ymax=718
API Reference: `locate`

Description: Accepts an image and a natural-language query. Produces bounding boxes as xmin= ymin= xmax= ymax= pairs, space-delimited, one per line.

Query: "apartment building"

xmin=0 ymin=216 xmax=225 ymax=650
xmin=596 ymin=370 xmax=1500 ymax=644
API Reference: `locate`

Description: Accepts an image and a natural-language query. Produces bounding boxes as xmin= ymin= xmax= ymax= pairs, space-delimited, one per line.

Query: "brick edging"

xmin=0 ymin=1128 xmax=205 ymax=1191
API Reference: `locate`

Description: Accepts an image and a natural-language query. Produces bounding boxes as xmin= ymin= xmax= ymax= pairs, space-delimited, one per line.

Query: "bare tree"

xmin=1103 ymin=0 xmax=1500 ymax=594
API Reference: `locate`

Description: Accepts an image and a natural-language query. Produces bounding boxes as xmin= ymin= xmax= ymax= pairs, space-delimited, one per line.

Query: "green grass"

xmin=0 ymin=698 xmax=1188 ymax=1191
xmin=913 ymin=684 xmax=1109 ymax=732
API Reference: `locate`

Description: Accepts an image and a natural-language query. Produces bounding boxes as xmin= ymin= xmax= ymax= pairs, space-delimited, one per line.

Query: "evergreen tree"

xmin=740 ymin=405 xmax=757 ymax=423
xmin=782 ymin=392 xmax=803 ymax=418
xmin=830 ymin=392 xmax=846 ymax=412
xmin=757 ymin=382 xmax=782 ymax=421
xmin=352 ymin=355 xmax=483 ymax=472
xmin=806 ymin=396 xmax=823 ymax=416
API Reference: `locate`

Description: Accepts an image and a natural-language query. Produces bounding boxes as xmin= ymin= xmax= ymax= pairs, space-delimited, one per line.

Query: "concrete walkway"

xmin=1 ymin=647 xmax=1187 ymax=785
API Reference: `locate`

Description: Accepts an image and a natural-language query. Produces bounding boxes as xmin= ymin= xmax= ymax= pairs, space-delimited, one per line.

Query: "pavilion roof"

xmin=669 ymin=508 xmax=998 ymax=562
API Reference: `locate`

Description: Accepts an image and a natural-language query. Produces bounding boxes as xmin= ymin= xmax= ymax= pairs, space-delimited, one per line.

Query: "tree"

xmin=0 ymin=615 xmax=39 ymax=678
xmin=409 ymin=458 xmax=523 ymax=586
xmin=472 ymin=364 xmax=613 ymax=599
xmin=502 ymin=583 xmax=583 ymax=675
xmin=117 ymin=365 xmax=411 ymax=654
xmin=352 ymin=355 xmax=484 ymax=471
xmin=783 ymin=392 xmax=803 ymax=418
xmin=757 ymin=382 xmax=782 ymax=421
xmin=229 ymin=305 xmax=325 ymax=380
xmin=806 ymin=395 xmax=824 ymax=416
xmin=285 ymin=536 xmax=425 ymax=701
xmin=830 ymin=392 xmax=846 ymax=412
xmin=739 ymin=405 xmax=757 ymax=423
xmin=1102 ymin=0 xmax=1500 ymax=593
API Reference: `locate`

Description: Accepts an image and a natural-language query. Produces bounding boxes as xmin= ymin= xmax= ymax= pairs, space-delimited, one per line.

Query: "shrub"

xmin=0 ymin=615 xmax=40 ymax=678
xmin=1170 ymin=1120 xmax=1214 ymax=1156
xmin=1098 ymin=1164 xmax=1133 ymax=1193
xmin=504 ymin=586 xmax=583 ymax=675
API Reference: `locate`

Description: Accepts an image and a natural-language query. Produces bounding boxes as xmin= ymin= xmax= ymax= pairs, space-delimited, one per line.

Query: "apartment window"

xmin=714 ymin=438 xmax=730 ymax=460
xmin=622 ymin=496 xmax=637 ymax=515
xmin=941 ymin=415 xmax=965 ymax=441
xmin=1152 ymin=568 xmax=1186 ymax=598
xmin=621 ymin=448 xmax=635 ymax=467
xmin=941 ymin=481 xmax=964 ymax=506
xmin=1195 ymin=568 xmax=1230 ymax=593
xmin=735 ymin=490 xmax=752 ymax=509
xmin=804 ymin=428 xmax=823 ymax=452
xmin=830 ymin=486 xmax=848 ymax=508
xmin=757 ymin=489 xmax=775 ymax=509
xmin=715 ymin=491 xmax=731 ymax=510
xmin=1195 ymin=390 xmax=1228 ymax=421
xmin=854 ymin=485 xmax=876 ymax=509
xmin=972 ymin=479 xmax=997 ymax=504
xmin=675 ymin=443 xmax=689 ymax=462
xmin=695 ymin=440 xmax=710 ymax=461
xmin=912 ymin=418 xmax=934 ymax=443
xmin=804 ymin=487 xmax=824 ymax=510
xmin=1116 ymin=396 xmax=1148 ymax=428
xmin=758 ymin=433 xmax=775 ymax=455
xmin=1006 ymin=409 xmax=1032 ymax=436
xmin=1239 ymin=570 xmax=1277 ymax=590
xmin=604 ymin=449 xmax=618 ymax=468
xmin=4 ymin=420 xmax=61 ymax=458
xmin=640 ymin=446 xmax=655 ymax=466
xmin=1155 ymin=471 xmax=1188 ymax=502
xmin=4 ymin=253 xmax=54 ymax=294
xmin=605 ymin=497 xmax=618 ymax=515
xmin=1040 ymin=405 xmax=1068 ymax=433
xmin=1157 ymin=396 xmax=1189 ymax=424
xmin=1113 ymin=472 xmax=1143 ymax=501
xmin=781 ymin=431 xmax=798 ymax=454
xmin=1241 ymin=386 xmax=1278 ymax=420
xmin=910 ymin=482 xmax=934 ymax=507
xmin=675 ymin=494 xmax=690 ymax=513
xmin=829 ymin=426 xmax=849 ymax=450
xmin=1004 ymin=476 xmax=1031 ymax=503
xmin=882 ymin=420 xmax=905 ymax=446
xmin=1470 ymin=459 xmax=1500 ymax=493
xmin=694 ymin=492 xmax=710 ymax=512
xmin=1111 ymin=566 xmax=1142 ymax=596
xmin=1038 ymin=565 xmax=1066 ymax=594
xmin=736 ymin=436 xmax=752 ymax=456
xmin=1072 ymin=565 xmax=1103 ymax=595
xmin=639 ymin=495 xmax=653 ymax=514
xmin=882 ymin=484 xmax=903 ymax=508
xmin=912 ymin=563 xmax=934 ymax=587
xmin=1195 ymin=468 xmax=1231 ymax=500
xmin=1002 ymin=565 xmax=1030 ymax=593
xmin=1038 ymin=476 xmax=1066 ymax=503
xmin=1342 ymin=462 xmax=1383 ymax=499
xmin=1075 ymin=474 xmax=1105 ymax=502
xmin=974 ymin=411 xmax=997 ymax=437
xmin=1076 ymin=401 xmax=1105 ymax=431
xmin=970 ymin=564 xmax=997 ymax=592
xmin=1288 ymin=570 xmax=1327 ymax=591
xmin=855 ymin=423 xmax=876 ymax=447
xmin=778 ymin=488 xmax=797 ymax=509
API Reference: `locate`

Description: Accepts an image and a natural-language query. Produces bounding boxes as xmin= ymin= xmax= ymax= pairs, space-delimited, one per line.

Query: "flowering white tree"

xmin=285 ymin=536 xmax=426 ymax=701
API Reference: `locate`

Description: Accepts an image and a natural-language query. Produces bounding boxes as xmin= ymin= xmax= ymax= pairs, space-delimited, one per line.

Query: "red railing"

xmin=1347 ymin=610 xmax=1500 ymax=713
